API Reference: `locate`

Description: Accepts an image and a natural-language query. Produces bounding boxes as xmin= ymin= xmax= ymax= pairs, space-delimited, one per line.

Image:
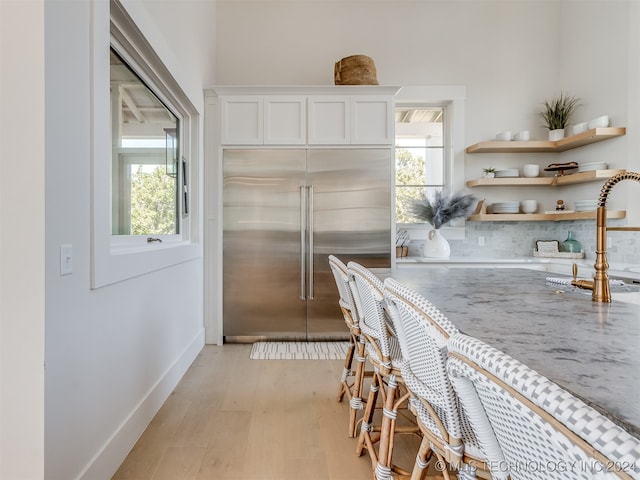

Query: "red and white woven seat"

xmin=447 ymin=332 xmax=640 ymax=480
xmin=383 ymin=277 xmax=490 ymax=480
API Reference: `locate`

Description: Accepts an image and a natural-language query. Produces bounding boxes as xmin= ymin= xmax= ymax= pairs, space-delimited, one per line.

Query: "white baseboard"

xmin=76 ymin=328 xmax=205 ymax=480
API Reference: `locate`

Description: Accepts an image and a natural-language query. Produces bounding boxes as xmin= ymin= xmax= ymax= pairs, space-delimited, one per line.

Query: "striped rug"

xmin=249 ymin=341 xmax=350 ymax=360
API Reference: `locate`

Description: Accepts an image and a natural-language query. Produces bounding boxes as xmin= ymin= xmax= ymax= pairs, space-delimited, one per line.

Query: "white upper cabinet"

xmin=307 ymin=96 xmax=350 ymax=144
xmin=212 ymin=86 xmax=400 ymax=146
xmin=264 ymin=96 xmax=307 ymax=145
xmin=350 ymin=96 xmax=394 ymax=145
xmin=220 ymin=95 xmax=306 ymax=145
xmin=220 ymin=96 xmax=263 ymax=145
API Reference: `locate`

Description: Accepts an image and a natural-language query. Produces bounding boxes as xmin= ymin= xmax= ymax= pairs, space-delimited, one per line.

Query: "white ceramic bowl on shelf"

xmin=521 ymin=200 xmax=538 ymax=214
xmin=496 ymin=131 xmax=513 ymax=141
xmin=523 ymin=164 xmax=540 ymax=177
xmin=514 ymin=130 xmax=530 ymax=141
xmin=570 ymin=122 xmax=589 ymax=135
xmin=588 ymin=115 xmax=610 ymax=129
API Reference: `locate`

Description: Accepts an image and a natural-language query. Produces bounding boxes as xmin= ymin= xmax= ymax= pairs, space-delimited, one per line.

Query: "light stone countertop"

xmin=396 ymin=256 xmax=640 ymax=283
xmin=373 ymin=266 xmax=640 ymax=437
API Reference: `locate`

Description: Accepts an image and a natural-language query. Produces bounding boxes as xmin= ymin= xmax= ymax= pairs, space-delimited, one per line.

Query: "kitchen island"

xmin=373 ymin=266 xmax=640 ymax=437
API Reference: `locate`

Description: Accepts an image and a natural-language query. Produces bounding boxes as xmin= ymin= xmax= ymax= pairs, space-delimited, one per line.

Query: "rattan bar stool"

xmin=349 ymin=262 xmax=419 ymax=480
xmin=383 ymin=278 xmax=490 ymax=480
xmin=328 ymin=254 xmax=368 ymax=437
xmin=447 ymin=332 xmax=640 ymax=480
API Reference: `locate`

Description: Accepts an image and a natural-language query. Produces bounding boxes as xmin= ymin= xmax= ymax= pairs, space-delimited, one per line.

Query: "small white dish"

xmin=495 ymin=169 xmax=519 ymax=178
xmin=496 ymin=131 xmax=513 ymax=141
xmin=575 ymin=199 xmax=598 ymax=212
xmin=571 ymin=122 xmax=589 ymax=135
xmin=514 ymin=130 xmax=530 ymax=141
xmin=578 ymin=162 xmax=608 ymax=172
xmin=492 ymin=201 xmax=520 ymax=213
xmin=588 ymin=115 xmax=610 ymax=129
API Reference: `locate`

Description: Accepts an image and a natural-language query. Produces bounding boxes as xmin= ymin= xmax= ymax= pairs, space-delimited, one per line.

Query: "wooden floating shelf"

xmin=466 ymin=169 xmax=625 ymax=188
xmin=465 ymin=127 xmax=626 ymax=154
xmin=468 ymin=210 xmax=626 ymax=222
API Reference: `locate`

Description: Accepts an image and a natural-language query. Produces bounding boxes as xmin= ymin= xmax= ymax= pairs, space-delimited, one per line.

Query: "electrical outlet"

xmin=60 ymin=244 xmax=73 ymax=275
xmin=478 ymin=236 xmax=485 ymax=246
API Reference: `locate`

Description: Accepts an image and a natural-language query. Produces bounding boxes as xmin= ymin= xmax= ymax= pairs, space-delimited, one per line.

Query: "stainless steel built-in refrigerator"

xmin=223 ymin=148 xmax=391 ymax=342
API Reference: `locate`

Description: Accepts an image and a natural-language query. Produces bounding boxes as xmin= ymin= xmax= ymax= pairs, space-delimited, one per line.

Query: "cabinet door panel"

xmin=351 ymin=96 xmax=394 ymax=144
xmin=308 ymin=96 xmax=349 ymax=145
xmin=264 ymin=96 xmax=306 ymax=145
xmin=221 ymin=97 xmax=263 ymax=145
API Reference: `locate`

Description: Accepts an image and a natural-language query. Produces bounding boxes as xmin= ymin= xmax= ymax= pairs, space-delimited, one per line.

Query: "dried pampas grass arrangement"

xmin=412 ymin=190 xmax=477 ymax=229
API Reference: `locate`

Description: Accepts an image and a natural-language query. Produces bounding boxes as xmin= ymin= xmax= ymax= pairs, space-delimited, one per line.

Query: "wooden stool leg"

xmin=356 ymin=369 xmax=381 ymax=462
xmin=348 ymin=336 xmax=367 ymax=437
xmin=337 ymin=334 xmax=356 ymax=402
xmin=374 ymin=373 xmax=398 ymax=480
xmin=410 ymin=436 xmax=433 ymax=480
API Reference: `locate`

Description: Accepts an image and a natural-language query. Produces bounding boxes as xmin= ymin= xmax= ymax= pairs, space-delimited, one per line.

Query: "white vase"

xmin=423 ymin=229 xmax=451 ymax=258
xmin=548 ymin=128 xmax=565 ymax=141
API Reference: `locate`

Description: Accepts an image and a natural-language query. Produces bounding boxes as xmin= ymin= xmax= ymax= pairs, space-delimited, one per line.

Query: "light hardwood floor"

xmin=112 ymin=344 xmax=443 ymax=480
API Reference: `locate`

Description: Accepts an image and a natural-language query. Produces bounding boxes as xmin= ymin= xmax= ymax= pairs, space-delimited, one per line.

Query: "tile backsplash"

xmin=410 ymin=219 xmax=639 ymax=266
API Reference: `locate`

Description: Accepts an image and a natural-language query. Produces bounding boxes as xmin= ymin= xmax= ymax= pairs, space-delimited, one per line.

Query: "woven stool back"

xmin=348 ymin=262 xmax=393 ymax=366
xmin=448 ymin=332 xmax=640 ymax=480
xmin=383 ymin=278 xmax=480 ymax=464
xmin=328 ymin=255 xmax=359 ymax=328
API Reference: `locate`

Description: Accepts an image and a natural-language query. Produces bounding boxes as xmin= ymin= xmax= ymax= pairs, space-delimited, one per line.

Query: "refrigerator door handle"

xmin=300 ymin=185 xmax=307 ymax=300
xmin=308 ymin=185 xmax=314 ymax=300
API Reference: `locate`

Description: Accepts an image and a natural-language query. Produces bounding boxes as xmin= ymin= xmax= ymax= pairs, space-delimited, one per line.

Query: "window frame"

xmin=394 ymin=86 xmax=466 ymax=241
xmin=395 ymin=105 xmax=447 ymax=224
xmin=91 ymin=0 xmax=200 ymax=288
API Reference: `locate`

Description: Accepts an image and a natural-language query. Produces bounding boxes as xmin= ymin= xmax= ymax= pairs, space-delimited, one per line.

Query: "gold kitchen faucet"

xmin=572 ymin=171 xmax=640 ymax=302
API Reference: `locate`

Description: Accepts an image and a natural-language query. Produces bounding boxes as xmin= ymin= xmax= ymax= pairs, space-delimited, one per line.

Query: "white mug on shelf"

xmin=521 ymin=200 xmax=538 ymax=214
xmin=523 ymin=164 xmax=540 ymax=178
xmin=496 ymin=131 xmax=512 ymax=141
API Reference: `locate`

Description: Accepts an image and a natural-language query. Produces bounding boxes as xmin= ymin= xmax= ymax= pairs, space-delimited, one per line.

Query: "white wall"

xmin=1 ymin=1 xmax=46 ymax=478
xmin=214 ymin=0 xmax=637 ymax=216
xmin=559 ymin=1 xmax=636 ymax=219
xmin=214 ymin=1 xmax=559 ymax=137
xmin=2 ymin=1 xmax=636 ymax=479
xmin=43 ymin=1 xmax=215 ymax=479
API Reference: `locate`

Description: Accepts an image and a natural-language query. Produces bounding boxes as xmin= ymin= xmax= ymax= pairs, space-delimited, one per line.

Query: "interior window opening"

xmin=110 ymin=48 xmax=180 ymax=236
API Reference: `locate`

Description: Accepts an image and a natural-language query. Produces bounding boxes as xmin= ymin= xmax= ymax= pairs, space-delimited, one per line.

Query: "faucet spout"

xmin=574 ymin=171 xmax=640 ymax=302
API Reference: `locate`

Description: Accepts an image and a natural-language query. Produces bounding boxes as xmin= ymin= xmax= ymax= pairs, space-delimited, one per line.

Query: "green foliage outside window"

xmin=130 ymin=165 xmax=177 ymax=235
xmin=396 ymin=147 xmax=428 ymax=223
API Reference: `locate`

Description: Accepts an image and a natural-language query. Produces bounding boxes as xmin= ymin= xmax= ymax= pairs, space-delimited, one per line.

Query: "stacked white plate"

xmin=492 ymin=201 xmax=520 ymax=214
xmin=578 ymin=161 xmax=608 ymax=172
xmin=494 ymin=169 xmax=519 ymax=178
xmin=575 ymin=200 xmax=598 ymax=212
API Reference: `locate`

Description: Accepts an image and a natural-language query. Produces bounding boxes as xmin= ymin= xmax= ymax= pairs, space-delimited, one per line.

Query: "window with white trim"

xmin=91 ymin=0 xmax=199 ymax=288
xmin=110 ymin=48 xmax=182 ymax=236
xmin=395 ymin=106 xmax=446 ymax=224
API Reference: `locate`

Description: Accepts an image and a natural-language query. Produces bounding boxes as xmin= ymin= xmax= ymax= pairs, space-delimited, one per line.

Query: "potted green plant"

xmin=483 ymin=167 xmax=496 ymax=178
xmin=540 ymin=92 xmax=580 ymax=141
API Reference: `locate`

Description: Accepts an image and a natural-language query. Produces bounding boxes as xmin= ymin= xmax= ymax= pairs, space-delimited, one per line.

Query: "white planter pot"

xmin=423 ymin=229 xmax=451 ymax=258
xmin=548 ymin=128 xmax=565 ymax=141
